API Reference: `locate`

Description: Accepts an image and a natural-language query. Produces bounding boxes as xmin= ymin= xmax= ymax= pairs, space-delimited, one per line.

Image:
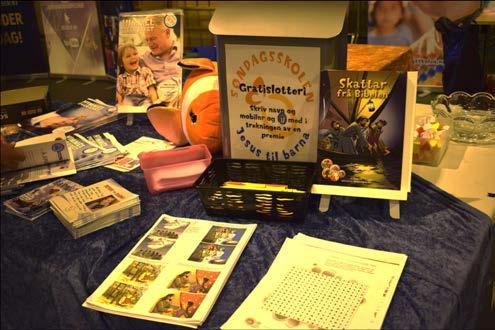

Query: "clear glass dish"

xmin=431 ymin=92 xmax=495 ymax=144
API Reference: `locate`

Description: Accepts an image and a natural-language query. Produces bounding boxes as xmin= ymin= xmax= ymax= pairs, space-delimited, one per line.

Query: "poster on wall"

xmin=367 ymin=1 xmax=482 ymax=88
xmin=117 ymin=10 xmax=183 ymax=113
xmin=0 ymin=1 xmax=48 ymax=76
xmin=224 ymin=44 xmax=320 ymax=162
xmin=40 ymin=1 xmax=106 ymax=77
xmin=98 ymin=1 xmax=133 ymax=78
xmin=312 ymin=70 xmax=417 ymax=201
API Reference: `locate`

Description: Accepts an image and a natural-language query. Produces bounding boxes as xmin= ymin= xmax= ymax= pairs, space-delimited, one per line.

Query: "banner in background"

xmin=40 ymin=1 xmax=106 ymax=77
xmin=367 ymin=1 xmax=482 ymax=88
xmin=99 ymin=1 xmax=133 ymax=78
xmin=0 ymin=1 xmax=48 ymax=76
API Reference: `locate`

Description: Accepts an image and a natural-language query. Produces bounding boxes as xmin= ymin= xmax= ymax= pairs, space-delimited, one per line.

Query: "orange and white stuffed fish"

xmin=147 ymin=58 xmax=222 ymax=154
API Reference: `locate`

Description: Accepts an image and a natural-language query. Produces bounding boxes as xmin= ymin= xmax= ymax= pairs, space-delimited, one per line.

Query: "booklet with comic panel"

xmin=223 ymin=233 xmax=407 ymax=330
xmin=312 ymin=70 xmax=417 ymax=201
xmin=117 ymin=10 xmax=183 ymax=113
xmin=83 ymin=214 xmax=256 ymax=328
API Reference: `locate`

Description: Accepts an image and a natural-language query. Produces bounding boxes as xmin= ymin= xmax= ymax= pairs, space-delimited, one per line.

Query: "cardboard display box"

xmin=209 ymin=1 xmax=349 ymax=162
xmin=1 ymin=86 xmax=50 ymax=125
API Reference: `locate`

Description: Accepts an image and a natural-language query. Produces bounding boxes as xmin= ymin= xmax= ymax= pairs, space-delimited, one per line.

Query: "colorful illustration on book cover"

xmin=201 ymin=226 xmax=246 ymax=246
xmin=151 ymin=291 xmax=206 ymax=318
xmin=153 ymin=217 xmax=190 ymax=238
xmin=132 ymin=236 xmax=175 ymax=261
xmin=189 ymin=243 xmax=235 ymax=265
xmin=168 ymin=269 xmax=220 ymax=294
xmin=119 ymin=261 xmax=161 ymax=286
xmin=85 ymin=194 xmax=118 ymax=211
xmin=99 ymin=281 xmax=144 ymax=309
xmin=118 ymin=11 xmax=183 ymax=111
xmin=317 ymin=70 xmax=406 ymax=190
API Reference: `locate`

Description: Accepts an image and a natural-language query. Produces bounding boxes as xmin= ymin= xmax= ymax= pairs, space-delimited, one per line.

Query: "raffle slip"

xmin=225 ymin=44 xmax=320 ymax=162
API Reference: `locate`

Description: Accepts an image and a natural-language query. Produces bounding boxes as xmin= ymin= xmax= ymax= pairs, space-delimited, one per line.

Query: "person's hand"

xmin=0 ymin=137 xmax=26 ymax=170
xmin=39 ymin=115 xmax=84 ymax=128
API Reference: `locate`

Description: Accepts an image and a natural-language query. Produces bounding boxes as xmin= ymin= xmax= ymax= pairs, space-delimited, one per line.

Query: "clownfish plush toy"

xmin=147 ymin=58 xmax=222 ymax=154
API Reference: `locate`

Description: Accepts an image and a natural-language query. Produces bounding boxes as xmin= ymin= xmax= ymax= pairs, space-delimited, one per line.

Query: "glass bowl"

xmin=431 ymin=92 xmax=495 ymax=144
xmin=413 ymin=115 xmax=450 ymax=166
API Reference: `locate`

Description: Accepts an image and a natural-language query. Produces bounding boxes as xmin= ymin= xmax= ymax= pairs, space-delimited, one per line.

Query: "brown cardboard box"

xmin=347 ymin=44 xmax=414 ymax=71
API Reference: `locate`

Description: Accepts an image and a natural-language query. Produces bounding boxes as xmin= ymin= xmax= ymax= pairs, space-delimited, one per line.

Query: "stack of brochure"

xmin=83 ymin=214 xmax=256 ymax=328
xmin=223 ymin=234 xmax=407 ymax=330
xmin=20 ymin=98 xmax=119 ymax=136
xmin=49 ymin=179 xmax=140 ymax=239
xmin=67 ymin=133 xmax=127 ymax=171
xmin=0 ymin=132 xmax=77 ymax=192
xmin=4 ymin=179 xmax=83 ymax=221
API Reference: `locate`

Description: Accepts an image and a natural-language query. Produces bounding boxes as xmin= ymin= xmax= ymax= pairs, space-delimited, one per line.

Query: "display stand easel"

xmin=126 ymin=114 xmax=134 ymax=126
xmin=55 ymin=76 xmax=68 ymax=84
xmin=318 ymin=195 xmax=400 ymax=220
xmin=81 ymin=77 xmax=97 ymax=86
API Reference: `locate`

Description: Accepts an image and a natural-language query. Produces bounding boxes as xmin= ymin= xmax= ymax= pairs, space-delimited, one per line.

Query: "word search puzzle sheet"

xmin=223 ymin=234 xmax=407 ymax=330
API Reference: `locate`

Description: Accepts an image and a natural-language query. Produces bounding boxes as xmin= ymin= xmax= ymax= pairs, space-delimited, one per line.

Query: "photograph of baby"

xmin=201 ymin=226 xmax=246 ymax=246
xmin=99 ymin=281 xmax=144 ymax=309
xmin=119 ymin=261 xmax=162 ymax=286
xmin=168 ymin=269 xmax=220 ymax=294
xmin=131 ymin=235 xmax=175 ymax=261
xmin=188 ymin=243 xmax=235 ymax=265
xmin=151 ymin=291 xmax=205 ymax=319
xmin=85 ymin=195 xmax=118 ymax=211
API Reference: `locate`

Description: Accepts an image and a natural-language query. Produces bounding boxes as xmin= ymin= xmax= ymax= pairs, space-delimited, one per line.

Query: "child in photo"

xmin=368 ymin=1 xmax=413 ymax=46
xmin=116 ymin=44 xmax=158 ymax=107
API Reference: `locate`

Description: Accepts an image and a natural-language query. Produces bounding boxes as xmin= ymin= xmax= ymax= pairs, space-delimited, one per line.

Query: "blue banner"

xmin=99 ymin=1 xmax=133 ymax=77
xmin=0 ymin=1 xmax=48 ymax=76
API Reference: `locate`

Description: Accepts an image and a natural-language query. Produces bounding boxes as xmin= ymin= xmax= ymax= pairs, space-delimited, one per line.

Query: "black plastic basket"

xmin=194 ymin=159 xmax=315 ymax=221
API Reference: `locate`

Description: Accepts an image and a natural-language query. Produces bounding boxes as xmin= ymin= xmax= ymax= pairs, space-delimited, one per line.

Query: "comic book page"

xmin=83 ymin=214 xmax=256 ymax=328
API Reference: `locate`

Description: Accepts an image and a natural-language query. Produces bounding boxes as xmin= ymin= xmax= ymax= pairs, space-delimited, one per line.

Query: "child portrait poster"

xmin=117 ymin=10 xmax=183 ymax=113
xmin=368 ymin=1 xmax=482 ymax=87
xmin=312 ymin=70 xmax=417 ymax=201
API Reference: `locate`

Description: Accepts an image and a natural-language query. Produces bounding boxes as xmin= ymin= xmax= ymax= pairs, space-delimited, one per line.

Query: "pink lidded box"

xmin=139 ymin=144 xmax=212 ymax=194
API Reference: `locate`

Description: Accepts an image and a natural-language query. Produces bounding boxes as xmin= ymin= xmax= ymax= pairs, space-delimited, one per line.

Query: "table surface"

xmin=412 ymin=104 xmax=495 ymax=220
xmin=1 ymin=114 xmax=493 ymax=330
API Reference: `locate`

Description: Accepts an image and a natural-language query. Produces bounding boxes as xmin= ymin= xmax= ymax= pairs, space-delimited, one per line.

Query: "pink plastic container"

xmin=139 ymin=144 xmax=212 ymax=194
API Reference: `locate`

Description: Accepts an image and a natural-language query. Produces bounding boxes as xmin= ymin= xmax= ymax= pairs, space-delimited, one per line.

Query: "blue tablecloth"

xmin=1 ymin=115 xmax=493 ymax=329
